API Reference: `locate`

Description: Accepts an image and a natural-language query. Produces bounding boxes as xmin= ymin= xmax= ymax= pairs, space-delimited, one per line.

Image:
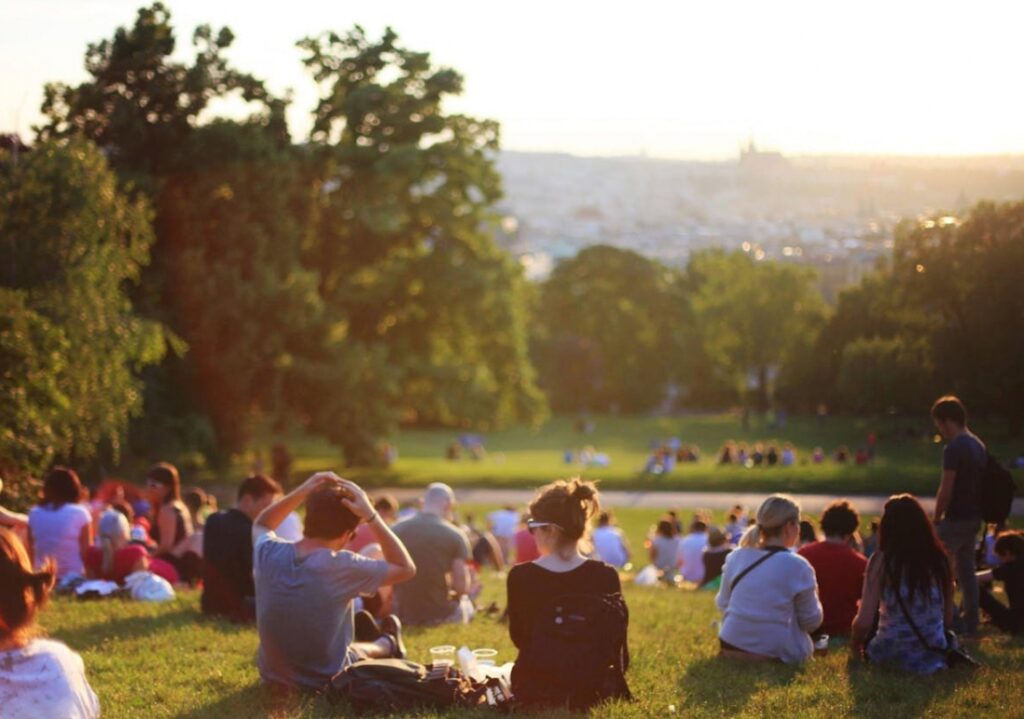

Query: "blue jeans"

xmin=937 ymin=519 xmax=981 ymax=633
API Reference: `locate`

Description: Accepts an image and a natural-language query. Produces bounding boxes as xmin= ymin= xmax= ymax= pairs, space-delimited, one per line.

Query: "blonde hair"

xmin=740 ymin=494 xmax=801 ymax=548
xmin=98 ymin=510 xmax=130 ymax=576
xmin=528 ymin=477 xmax=600 ymax=557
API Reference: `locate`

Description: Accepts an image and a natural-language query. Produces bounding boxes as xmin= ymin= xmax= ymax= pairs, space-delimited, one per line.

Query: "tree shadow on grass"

xmin=845 ymin=654 xmax=969 ymax=719
xmin=679 ymin=656 xmax=801 ymax=715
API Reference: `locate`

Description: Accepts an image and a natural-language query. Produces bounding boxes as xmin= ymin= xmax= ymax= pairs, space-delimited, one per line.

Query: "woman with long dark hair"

xmin=26 ymin=467 xmax=92 ymax=579
xmin=851 ymin=494 xmax=954 ymax=674
xmin=145 ymin=463 xmax=194 ymax=581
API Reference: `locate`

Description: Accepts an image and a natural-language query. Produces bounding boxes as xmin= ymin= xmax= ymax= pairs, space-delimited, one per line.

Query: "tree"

xmin=0 ymin=139 xmax=168 ymax=497
xmin=836 ymin=337 xmax=933 ymax=415
xmin=534 ymin=245 xmax=684 ymax=412
xmin=298 ymin=27 xmax=547 ymax=461
xmin=688 ymin=250 xmax=826 ymax=411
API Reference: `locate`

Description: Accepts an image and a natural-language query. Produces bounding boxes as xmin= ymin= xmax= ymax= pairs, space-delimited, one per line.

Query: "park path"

xmin=377 ymin=487 xmax=1024 ymax=517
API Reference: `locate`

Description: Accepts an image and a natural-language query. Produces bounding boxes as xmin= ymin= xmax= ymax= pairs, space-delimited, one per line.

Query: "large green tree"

xmin=0 ymin=139 xmax=168 ymax=500
xmin=534 ymin=245 xmax=685 ymax=413
xmin=688 ymin=249 xmax=826 ymax=411
xmin=298 ymin=27 xmax=547 ymax=461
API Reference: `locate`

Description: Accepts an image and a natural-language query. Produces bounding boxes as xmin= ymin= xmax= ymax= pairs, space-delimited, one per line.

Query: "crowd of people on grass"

xmin=0 ymin=395 xmax=1021 ymax=716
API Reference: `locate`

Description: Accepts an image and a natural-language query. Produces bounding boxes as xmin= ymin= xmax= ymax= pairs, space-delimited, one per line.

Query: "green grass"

xmin=40 ymin=575 xmax=1024 ymax=718
xmin=228 ymin=414 xmax=1022 ymax=498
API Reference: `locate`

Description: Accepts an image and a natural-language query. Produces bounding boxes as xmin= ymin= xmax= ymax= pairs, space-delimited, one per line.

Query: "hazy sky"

xmin=3 ymin=0 xmax=1023 ymax=159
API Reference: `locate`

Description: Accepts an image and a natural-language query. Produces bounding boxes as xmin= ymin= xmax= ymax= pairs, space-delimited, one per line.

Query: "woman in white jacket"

xmin=716 ymin=494 xmax=823 ymax=662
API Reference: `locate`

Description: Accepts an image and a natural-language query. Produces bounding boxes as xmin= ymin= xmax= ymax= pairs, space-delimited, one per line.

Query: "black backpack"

xmin=327 ymin=658 xmax=511 ymax=713
xmin=981 ymin=453 xmax=1016 ymax=525
xmin=512 ymin=592 xmax=631 ymax=710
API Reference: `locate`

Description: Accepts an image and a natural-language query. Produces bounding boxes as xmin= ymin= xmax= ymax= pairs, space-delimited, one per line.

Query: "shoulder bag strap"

xmin=730 ymin=546 xmax=787 ymax=592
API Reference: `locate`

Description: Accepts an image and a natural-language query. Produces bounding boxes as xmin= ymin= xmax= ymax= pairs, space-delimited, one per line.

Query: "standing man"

xmin=931 ymin=395 xmax=987 ymax=636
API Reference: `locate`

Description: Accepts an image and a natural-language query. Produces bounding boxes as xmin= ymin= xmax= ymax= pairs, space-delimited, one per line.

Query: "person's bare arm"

xmin=0 ymin=505 xmax=27 ymax=529
xmin=26 ymin=525 xmax=34 ymax=565
xmin=336 ymin=479 xmax=415 ymax=586
xmin=851 ymin=553 xmax=883 ymax=655
xmin=254 ymin=472 xmax=335 ymax=536
xmin=934 ymin=469 xmax=956 ymax=522
xmin=156 ymin=505 xmax=178 ymax=554
xmin=976 ymin=569 xmax=994 ymax=585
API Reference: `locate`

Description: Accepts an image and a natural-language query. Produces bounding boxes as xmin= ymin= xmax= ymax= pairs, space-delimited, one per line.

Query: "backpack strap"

xmin=729 ymin=546 xmax=787 ymax=592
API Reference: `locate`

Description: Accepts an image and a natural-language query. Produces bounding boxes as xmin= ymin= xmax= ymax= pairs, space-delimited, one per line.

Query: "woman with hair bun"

xmin=716 ymin=494 xmax=823 ymax=662
xmin=507 ymin=478 xmax=630 ymax=709
xmin=0 ymin=528 xmax=100 ymax=718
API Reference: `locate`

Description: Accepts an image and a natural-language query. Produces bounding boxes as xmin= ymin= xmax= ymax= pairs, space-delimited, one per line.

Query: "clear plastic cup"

xmin=430 ymin=645 xmax=456 ymax=666
xmin=472 ymin=648 xmax=498 ymax=661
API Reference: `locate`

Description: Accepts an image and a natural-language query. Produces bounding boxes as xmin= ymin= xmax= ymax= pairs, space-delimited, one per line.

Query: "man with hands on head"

xmin=252 ymin=472 xmax=416 ymax=692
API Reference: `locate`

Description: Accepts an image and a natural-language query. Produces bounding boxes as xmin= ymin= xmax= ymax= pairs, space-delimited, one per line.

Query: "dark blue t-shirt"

xmin=942 ymin=431 xmax=986 ymax=521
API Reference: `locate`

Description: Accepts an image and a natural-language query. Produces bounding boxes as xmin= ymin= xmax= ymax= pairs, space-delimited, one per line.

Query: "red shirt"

xmin=514 ymin=528 xmax=540 ymax=564
xmin=347 ymin=523 xmax=377 ymax=554
xmin=84 ymin=544 xmax=149 ymax=584
xmin=798 ymin=540 xmax=867 ymax=636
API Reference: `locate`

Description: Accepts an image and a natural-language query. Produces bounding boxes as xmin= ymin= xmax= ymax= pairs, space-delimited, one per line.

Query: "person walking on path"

xmin=931 ymin=396 xmax=986 ymax=636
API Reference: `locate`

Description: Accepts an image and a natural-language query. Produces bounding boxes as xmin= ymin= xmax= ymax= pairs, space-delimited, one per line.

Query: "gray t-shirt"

xmin=253 ymin=529 xmax=389 ymax=689
xmin=392 ymin=512 xmax=471 ymax=625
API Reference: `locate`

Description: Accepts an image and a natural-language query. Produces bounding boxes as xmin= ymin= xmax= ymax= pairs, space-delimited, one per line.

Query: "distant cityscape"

xmin=495 ymin=144 xmax=1024 ymax=300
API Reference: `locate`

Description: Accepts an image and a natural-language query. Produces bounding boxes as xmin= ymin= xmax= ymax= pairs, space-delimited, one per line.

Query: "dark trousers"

xmin=979 ymin=587 xmax=1023 ymax=634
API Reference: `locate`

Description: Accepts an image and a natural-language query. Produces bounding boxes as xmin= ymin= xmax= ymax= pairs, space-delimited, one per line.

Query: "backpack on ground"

xmin=327 ymin=658 xmax=510 ymax=713
xmin=981 ymin=453 xmax=1016 ymax=525
xmin=512 ymin=592 xmax=631 ymax=710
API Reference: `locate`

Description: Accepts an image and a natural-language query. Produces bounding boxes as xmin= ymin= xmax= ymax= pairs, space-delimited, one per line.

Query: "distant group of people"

xmin=0 ymin=394 xmax=1020 ymax=716
xmin=642 ymin=439 xmax=700 ymax=474
xmin=717 ymin=439 xmax=877 ymax=467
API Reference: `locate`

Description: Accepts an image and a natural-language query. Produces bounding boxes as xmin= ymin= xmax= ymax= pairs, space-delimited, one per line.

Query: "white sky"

xmin=2 ymin=0 xmax=1023 ymax=160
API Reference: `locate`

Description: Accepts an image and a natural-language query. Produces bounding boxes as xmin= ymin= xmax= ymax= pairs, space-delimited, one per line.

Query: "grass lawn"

xmin=37 ymin=506 xmax=1024 ymax=718
xmin=225 ymin=413 xmax=1023 ymax=498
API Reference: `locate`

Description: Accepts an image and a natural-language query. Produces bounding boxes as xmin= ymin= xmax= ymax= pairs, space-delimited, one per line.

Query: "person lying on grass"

xmin=252 ymin=472 xmax=416 ymax=691
xmin=976 ymin=530 xmax=1024 ymax=635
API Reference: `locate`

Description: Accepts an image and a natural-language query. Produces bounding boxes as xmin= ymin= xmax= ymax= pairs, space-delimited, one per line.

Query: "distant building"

xmin=738 ymin=139 xmax=789 ymax=175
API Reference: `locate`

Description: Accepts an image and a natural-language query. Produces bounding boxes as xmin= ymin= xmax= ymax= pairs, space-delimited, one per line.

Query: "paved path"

xmin=377 ymin=487 xmax=1024 ymax=517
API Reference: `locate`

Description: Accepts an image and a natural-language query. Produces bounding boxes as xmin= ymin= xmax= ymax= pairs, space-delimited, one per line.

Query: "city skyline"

xmin=3 ymin=0 xmax=1024 ymax=160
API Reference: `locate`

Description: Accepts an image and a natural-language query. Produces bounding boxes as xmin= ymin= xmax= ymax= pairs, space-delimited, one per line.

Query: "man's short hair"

xmin=931 ymin=395 xmax=967 ymax=427
xmin=237 ymin=474 xmax=282 ymax=502
xmin=820 ymin=499 xmax=860 ymax=538
xmin=373 ymin=494 xmax=399 ymax=513
xmin=995 ymin=531 xmax=1024 ymax=559
xmin=304 ymin=483 xmax=360 ymax=539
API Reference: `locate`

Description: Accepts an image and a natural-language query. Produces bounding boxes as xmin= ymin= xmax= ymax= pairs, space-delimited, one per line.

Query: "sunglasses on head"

xmin=526 ymin=519 xmax=562 ymax=533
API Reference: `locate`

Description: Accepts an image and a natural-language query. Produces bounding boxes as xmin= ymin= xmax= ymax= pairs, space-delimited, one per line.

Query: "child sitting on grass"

xmin=977 ymin=530 xmax=1024 ymax=634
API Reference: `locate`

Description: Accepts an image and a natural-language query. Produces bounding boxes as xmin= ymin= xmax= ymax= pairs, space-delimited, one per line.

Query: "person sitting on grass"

xmin=27 ymin=467 xmax=92 ymax=580
xmin=347 ymin=494 xmax=398 ymax=553
xmin=700 ymin=528 xmax=732 ymax=590
xmin=677 ymin=516 xmax=710 ymax=585
xmin=649 ymin=519 xmax=681 ymax=583
xmin=592 ymin=511 xmax=630 ymax=569
xmin=851 ymin=494 xmax=954 ymax=675
xmin=798 ymin=500 xmax=867 ymax=637
xmin=716 ymin=494 xmax=823 ymax=663
xmin=84 ymin=510 xmax=148 ymax=584
xmin=0 ymin=477 xmax=29 ymax=545
xmin=145 ymin=463 xmax=196 ymax=583
xmin=201 ymin=474 xmax=282 ymax=623
xmin=976 ymin=530 xmax=1024 ymax=634
xmin=507 ymin=478 xmax=630 ymax=709
xmin=253 ymin=473 xmax=416 ymax=691
xmin=0 ymin=528 xmax=100 ymax=719
xmin=393 ymin=483 xmax=476 ymax=625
